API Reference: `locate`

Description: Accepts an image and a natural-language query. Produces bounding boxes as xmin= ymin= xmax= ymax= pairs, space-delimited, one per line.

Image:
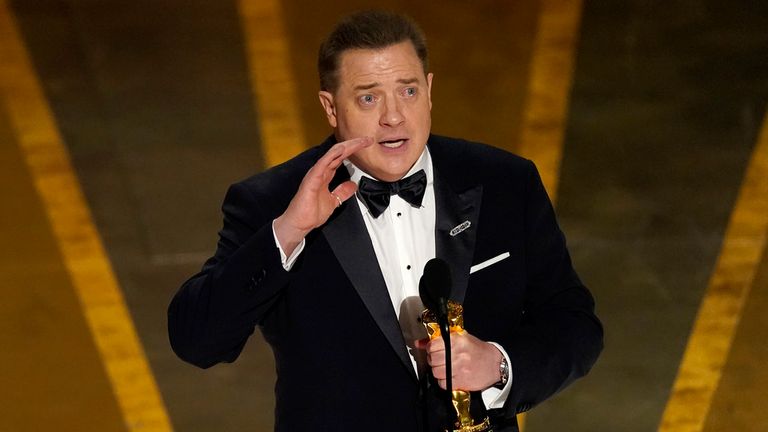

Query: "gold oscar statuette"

xmin=421 ymin=301 xmax=492 ymax=432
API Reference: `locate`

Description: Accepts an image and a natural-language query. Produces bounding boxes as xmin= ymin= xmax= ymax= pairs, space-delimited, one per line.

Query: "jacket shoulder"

xmin=428 ymin=134 xmax=534 ymax=186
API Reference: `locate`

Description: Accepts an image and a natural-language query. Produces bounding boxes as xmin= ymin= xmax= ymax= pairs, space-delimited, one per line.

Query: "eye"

xmin=358 ymin=94 xmax=376 ymax=105
xmin=403 ymin=87 xmax=417 ymax=97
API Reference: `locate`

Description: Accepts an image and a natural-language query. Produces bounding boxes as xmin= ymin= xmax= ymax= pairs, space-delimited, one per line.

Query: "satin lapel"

xmin=433 ymin=166 xmax=483 ymax=304
xmin=322 ymin=193 xmax=416 ymax=381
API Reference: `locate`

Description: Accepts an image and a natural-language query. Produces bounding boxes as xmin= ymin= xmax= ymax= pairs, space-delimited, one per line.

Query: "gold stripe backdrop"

xmin=0 ymin=2 xmax=173 ymax=430
xmin=658 ymin=111 xmax=768 ymax=432
xmin=516 ymin=0 xmax=583 ymax=204
xmin=238 ymin=0 xmax=308 ymax=168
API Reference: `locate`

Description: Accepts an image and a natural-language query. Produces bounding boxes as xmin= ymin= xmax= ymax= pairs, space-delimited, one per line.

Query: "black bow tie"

xmin=357 ymin=170 xmax=427 ymax=218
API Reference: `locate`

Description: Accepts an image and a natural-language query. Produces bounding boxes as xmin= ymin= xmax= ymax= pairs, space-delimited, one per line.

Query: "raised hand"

xmin=273 ymin=137 xmax=373 ymax=255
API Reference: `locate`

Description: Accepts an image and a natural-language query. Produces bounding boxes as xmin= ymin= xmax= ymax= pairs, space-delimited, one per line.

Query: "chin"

xmin=379 ymin=165 xmax=413 ymax=181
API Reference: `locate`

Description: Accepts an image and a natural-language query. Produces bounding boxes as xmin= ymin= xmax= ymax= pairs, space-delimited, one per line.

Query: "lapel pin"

xmin=449 ymin=220 xmax=471 ymax=237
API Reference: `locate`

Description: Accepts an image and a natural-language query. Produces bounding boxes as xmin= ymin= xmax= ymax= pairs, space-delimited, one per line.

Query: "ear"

xmin=318 ymin=91 xmax=338 ymax=128
xmin=426 ymin=72 xmax=434 ymax=110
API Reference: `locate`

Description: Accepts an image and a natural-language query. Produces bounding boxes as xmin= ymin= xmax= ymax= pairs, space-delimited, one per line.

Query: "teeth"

xmin=381 ymin=139 xmax=405 ymax=148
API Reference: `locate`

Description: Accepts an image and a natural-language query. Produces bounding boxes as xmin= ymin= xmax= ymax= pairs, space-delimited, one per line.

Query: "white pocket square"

xmin=470 ymin=252 xmax=510 ymax=274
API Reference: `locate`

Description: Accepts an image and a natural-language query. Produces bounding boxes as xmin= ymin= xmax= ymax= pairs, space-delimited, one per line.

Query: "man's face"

xmin=319 ymin=41 xmax=433 ymax=182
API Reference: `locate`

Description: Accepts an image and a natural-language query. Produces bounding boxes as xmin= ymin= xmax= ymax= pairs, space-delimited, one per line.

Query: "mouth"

xmin=378 ymin=138 xmax=408 ymax=149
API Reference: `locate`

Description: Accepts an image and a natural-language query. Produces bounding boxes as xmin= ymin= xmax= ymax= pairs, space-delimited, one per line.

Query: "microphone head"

xmin=419 ymin=258 xmax=452 ymax=312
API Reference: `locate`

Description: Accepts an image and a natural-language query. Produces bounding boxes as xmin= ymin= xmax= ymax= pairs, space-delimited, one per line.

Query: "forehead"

xmin=337 ymin=41 xmax=425 ymax=88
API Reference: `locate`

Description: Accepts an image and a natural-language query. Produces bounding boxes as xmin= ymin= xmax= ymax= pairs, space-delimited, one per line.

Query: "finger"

xmin=427 ymin=346 xmax=446 ymax=362
xmin=321 ymin=137 xmax=368 ymax=168
xmin=303 ymin=153 xmax=353 ymax=195
xmin=327 ymin=143 xmax=357 ymax=168
xmin=428 ymin=350 xmax=446 ymax=367
xmin=437 ymin=379 xmax=446 ymax=390
xmin=413 ymin=338 xmax=430 ymax=350
xmin=338 ymin=136 xmax=373 ymax=158
xmin=320 ymin=143 xmax=347 ymax=166
xmin=310 ymin=138 xmax=370 ymax=185
xmin=427 ymin=337 xmax=445 ymax=354
xmin=311 ymin=137 xmax=372 ymax=183
xmin=331 ymin=180 xmax=358 ymax=202
xmin=300 ymin=152 xmax=343 ymax=192
xmin=432 ymin=365 xmax=446 ymax=380
xmin=309 ymin=143 xmax=348 ymax=178
xmin=327 ymin=157 xmax=344 ymax=173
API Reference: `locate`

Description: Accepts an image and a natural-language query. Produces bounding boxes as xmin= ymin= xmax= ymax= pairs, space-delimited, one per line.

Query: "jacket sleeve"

xmin=167 ymin=182 xmax=292 ymax=368
xmin=500 ymin=160 xmax=604 ymax=416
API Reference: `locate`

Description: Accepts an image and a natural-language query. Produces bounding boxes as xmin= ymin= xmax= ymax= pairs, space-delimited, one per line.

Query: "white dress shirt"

xmin=272 ymin=147 xmax=511 ymax=409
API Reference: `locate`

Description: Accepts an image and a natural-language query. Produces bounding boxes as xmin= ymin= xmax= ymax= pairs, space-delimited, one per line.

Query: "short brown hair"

xmin=318 ymin=10 xmax=428 ymax=92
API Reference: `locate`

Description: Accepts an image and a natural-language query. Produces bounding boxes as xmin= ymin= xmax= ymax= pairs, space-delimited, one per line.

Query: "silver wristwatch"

xmin=496 ymin=356 xmax=509 ymax=388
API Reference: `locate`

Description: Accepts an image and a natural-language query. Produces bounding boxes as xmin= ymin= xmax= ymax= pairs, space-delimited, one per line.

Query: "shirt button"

xmin=397 ymin=212 xmax=402 ymax=217
xmin=407 ymin=265 xmax=411 ymax=270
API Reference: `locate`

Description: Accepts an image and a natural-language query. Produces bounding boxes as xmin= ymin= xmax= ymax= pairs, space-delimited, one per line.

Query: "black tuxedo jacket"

xmin=168 ymin=135 xmax=603 ymax=431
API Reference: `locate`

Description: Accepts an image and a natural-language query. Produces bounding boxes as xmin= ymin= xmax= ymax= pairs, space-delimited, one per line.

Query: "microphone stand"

xmin=437 ymin=297 xmax=455 ymax=427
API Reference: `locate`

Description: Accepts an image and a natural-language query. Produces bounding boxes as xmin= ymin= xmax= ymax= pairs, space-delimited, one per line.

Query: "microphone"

xmin=419 ymin=258 xmax=452 ymax=321
xmin=419 ymin=258 xmax=455 ymax=426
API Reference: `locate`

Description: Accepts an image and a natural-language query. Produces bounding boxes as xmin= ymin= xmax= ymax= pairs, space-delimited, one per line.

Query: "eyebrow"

xmin=352 ymin=77 xmax=420 ymax=91
xmin=397 ymin=78 xmax=419 ymax=85
xmin=353 ymin=82 xmax=380 ymax=91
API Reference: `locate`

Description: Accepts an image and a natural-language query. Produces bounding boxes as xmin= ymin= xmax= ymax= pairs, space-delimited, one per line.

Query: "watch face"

xmin=499 ymin=357 xmax=509 ymax=384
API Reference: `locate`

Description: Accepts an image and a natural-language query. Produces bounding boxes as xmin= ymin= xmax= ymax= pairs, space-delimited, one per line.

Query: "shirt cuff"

xmin=272 ymin=219 xmax=306 ymax=271
xmin=481 ymin=342 xmax=513 ymax=409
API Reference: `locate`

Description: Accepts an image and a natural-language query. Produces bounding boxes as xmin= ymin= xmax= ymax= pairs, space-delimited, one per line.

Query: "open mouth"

xmin=379 ymin=138 xmax=407 ymax=149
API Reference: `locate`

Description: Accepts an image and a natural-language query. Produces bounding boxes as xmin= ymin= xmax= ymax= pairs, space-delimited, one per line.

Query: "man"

xmin=168 ymin=10 xmax=602 ymax=432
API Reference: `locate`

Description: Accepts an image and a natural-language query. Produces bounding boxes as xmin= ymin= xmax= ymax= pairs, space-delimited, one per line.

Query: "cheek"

xmin=340 ymin=107 xmax=364 ymax=129
xmin=340 ymin=109 xmax=374 ymax=132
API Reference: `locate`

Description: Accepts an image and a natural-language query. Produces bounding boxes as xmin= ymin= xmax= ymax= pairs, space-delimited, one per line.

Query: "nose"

xmin=379 ymin=96 xmax=404 ymax=127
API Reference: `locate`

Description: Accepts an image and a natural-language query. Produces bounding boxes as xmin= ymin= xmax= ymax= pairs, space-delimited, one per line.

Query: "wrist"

xmin=487 ymin=343 xmax=508 ymax=389
xmin=496 ymin=354 xmax=509 ymax=388
xmin=273 ymin=215 xmax=309 ymax=255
